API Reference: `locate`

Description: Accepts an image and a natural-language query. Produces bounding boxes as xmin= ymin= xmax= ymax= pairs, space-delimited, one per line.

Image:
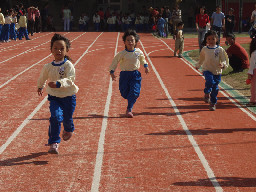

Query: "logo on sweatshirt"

xmin=135 ymin=52 xmax=140 ymax=59
xmin=214 ymin=49 xmax=220 ymax=58
xmin=59 ymin=67 xmax=65 ymax=78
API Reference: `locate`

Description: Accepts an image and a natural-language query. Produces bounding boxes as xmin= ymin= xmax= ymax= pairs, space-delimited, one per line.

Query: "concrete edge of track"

xmin=183 ymin=50 xmax=256 ymax=114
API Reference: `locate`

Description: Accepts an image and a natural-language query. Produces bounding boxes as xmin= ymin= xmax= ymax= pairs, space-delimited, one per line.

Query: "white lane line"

xmin=0 ymin=32 xmax=103 ymax=155
xmin=0 ymin=32 xmax=53 ymax=53
xmin=140 ymin=40 xmax=223 ymax=192
xmin=0 ymin=32 xmax=66 ymax=65
xmin=0 ymin=32 xmax=85 ymax=89
xmin=159 ymin=39 xmax=256 ymax=122
xmin=90 ymin=32 xmax=120 ymax=192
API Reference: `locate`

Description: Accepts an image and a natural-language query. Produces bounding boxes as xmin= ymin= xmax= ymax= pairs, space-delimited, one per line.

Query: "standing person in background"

xmin=93 ymin=11 xmax=100 ymax=32
xmin=10 ymin=9 xmax=17 ymax=41
xmin=249 ymin=4 xmax=256 ymax=37
xmin=98 ymin=8 xmax=105 ymax=31
xmin=34 ymin=7 xmax=40 ymax=33
xmin=174 ymin=22 xmax=184 ymax=58
xmin=2 ymin=10 xmax=12 ymax=42
xmin=247 ymin=37 xmax=256 ymax=106
xmin=225 ymin=8 xmax=235 ymax=36
xmin=171 ymin=4 xmax=182 ymax=39
xmin=62 ymin=5 xmax=71 ymax=31
xmin=0 ymin=8 xmax=5 ymax=42
xmin=78 ymin=14 xmax=85 ymax=31
xmin=162 ymin=6 xmax=170 ymax=38
xmin=157 ymin=14 xmax=166 ymax=37
xmin=83 ymin=13 xmax=89 ymax=31
xmin=250 ymin=3 xmax=256 ymax=24
xmin=41 ymin=3 xmax=49 ymax=32
xmin=196 ymin=6 xmax=210 ymax=52
xmin=18 ymin=10 xmax=31 ymax=40
xmin=211 ymin=5 xmax=225 ymax=44
xmin=17 ymin=3 xmax=24 ymax=22
xmin=27 ymin=6 xmax=35 ymax=36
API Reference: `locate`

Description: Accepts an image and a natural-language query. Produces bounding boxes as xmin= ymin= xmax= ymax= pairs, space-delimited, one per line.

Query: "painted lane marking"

xmin=0 ymin=32 xmax=103 ymax=155
xmin=159 ymin=39 xmax=256 ymax=121
xmin=0 ymin=32 xmax=53 ymax=53
xmin=0 ymin=33 xmax=69 ymax=65
xmin=140 ymin=40 xmax=223 ymax=192
xmin=90 ymin=32 xmax=120 ymax=192
xmin=0 ymin=33 xmax=85 ymax=89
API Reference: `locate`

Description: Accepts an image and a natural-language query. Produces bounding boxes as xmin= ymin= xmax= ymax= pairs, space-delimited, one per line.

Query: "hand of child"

xmin=110 ymin=73 xmax=117 ymax=81
xmin=37 ymin=88 xmax=43 ymax=96
xmin=145 ymin=67 xmax=150 ymax=74
xmin=48 ymin=81 xmax=57 ymax=88
xmin=219 ymin=63 xmax=224 ymax=69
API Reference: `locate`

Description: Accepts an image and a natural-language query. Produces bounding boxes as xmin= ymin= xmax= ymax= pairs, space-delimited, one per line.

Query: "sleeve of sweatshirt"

xmin=220 ymin=47 xmax=229 ymax=69
xmin=37 ymin=64 xmax=48 ymax=89
xmin=196 ymin=48 xmax=205 ymax=69
xmin=109 ymin=51 xmax=122 ymax=72
xmin=57 ymin=62 xmax=76 ymax=88
xmin=139 ymin=49 xmax=147 ymax=65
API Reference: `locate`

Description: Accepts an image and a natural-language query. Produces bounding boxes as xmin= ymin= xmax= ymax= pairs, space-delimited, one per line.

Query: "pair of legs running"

xmin=119 ymin=71 xmax=142 ymax=118
xmin=203 ymin=71 xmax=221 ymax=111
xmin=48 ymin=95 xmax=76 ymax=154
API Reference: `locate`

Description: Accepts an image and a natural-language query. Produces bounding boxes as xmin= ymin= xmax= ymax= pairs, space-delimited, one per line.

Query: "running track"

xmin=0 ymin=32 xmax=255 ymax=192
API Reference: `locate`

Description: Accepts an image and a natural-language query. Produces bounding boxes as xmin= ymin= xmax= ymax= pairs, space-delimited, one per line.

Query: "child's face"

xmin=178 ymin=25 xmax=184 ymax=30
xmin=51 ymin=40 xmax=68 ymax=62
xmin=124 ymin=35 xmax=136 ymax=51
xmin=206 ymin=35 xmax=217 ymax=46
xmin=226 ymin=36 xmax=234 ymax=45
xmin=216 ymin=7 xmax=221 ymax=12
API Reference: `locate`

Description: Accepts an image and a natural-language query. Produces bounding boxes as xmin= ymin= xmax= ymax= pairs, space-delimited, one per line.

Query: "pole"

xmin=239 ymin=0 xmax=243 ymax=33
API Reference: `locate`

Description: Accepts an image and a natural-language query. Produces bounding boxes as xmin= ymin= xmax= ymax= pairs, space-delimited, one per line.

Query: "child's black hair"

xmin=50 ymin=33 xmax=72 ymax=61
xmin=249 ymin=37 xmax=256 ymax=57
xmin=122 ymin=29 xmax=140 ymax=46
xmin=201 ymin=30 xmax=219 ymax=47
xmin=226 ymin=33 xmax=235 ymax=40
xmin=177 ymin=22 xmax=184 ymax=27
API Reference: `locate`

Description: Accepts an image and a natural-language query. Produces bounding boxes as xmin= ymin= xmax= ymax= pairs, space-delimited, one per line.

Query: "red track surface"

xmin=0 ymin=32 xmax=255 ymax=192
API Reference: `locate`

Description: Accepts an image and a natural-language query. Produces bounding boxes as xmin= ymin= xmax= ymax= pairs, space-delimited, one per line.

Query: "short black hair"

xmin=50 ymin=33 xmax=72 ymax=60
xmin=50 ymin=33 xmax=71 ymax=50
xmin=177 ymin=22 xmax=184 ymax=27
xmin=122 ymin=29 xmax=140 ymax=43
xmin=202 ymin=30 xmax=219 ymax=46
xmin=226 ymin=33 xmax=235 ymax=39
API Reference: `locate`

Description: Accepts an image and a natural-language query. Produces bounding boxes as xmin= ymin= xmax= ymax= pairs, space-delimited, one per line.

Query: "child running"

xmin=109 ymin=29 xmax=149 ymax=118
xmin=37 ymin=33 xmax=79 ymax=154
xmin=247 ymin=37 xmax=256 ymax=106
xmin=195 ymin=30 xmax=229 ymax=111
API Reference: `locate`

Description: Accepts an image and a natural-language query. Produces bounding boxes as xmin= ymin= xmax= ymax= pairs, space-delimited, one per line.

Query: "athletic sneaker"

xmin=209 ymin=103 xmax=216 ymax=111
xmin=126 ymin=110 xmax=134 ymax=118
xmin=62 ymin=130 xmax=73 ymax=141
xmin=204 ymin=94 xmax=210 ymax=103
xmin=48 ymin=143 xmax=59 ymax=154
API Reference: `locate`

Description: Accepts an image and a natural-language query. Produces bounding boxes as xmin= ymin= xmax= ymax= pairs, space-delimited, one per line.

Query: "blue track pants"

xmin=48 ymin=95 xmax=76 ymax=144
xmin=119 ymin=71 xmax=142 ymax=112
xmin=203 ymin=71 xmax=221 ymax=104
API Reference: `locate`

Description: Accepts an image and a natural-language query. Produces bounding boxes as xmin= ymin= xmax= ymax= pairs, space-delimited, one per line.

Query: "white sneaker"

xmin=48 ymin=143 xmax=59 ymax=154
